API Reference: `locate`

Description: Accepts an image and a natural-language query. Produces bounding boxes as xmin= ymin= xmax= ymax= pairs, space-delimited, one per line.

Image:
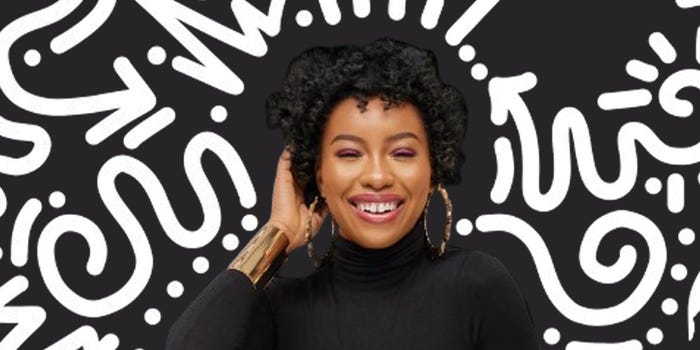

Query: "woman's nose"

xmin=360 ymin=156 xmax=394 ymax=190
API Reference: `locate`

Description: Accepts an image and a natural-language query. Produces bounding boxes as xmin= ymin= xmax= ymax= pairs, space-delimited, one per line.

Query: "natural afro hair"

xmin=266 ymin=38 xmax=468 ymax=203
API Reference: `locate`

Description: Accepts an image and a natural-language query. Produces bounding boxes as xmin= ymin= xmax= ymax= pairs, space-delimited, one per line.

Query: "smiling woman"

xmin=167 ymin=38 xmax=540 ymax=350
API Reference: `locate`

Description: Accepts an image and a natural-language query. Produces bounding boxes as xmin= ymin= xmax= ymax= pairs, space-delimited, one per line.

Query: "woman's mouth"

xmin=348 ymin=195 xmax=405 ymax=223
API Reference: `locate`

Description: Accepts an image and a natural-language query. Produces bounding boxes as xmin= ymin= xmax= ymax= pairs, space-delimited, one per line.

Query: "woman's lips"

xmin=348 ymin=194 xmax=405 ymax=224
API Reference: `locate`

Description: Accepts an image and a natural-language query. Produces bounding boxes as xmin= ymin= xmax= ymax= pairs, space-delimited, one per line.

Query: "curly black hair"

xmin=266 ymin=38 xmax=468 ymax=203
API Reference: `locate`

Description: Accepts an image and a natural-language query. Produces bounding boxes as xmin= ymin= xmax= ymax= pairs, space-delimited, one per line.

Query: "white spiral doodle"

xmin=37 ymin=214 xmax=152 ymax=318
xmin=0 ymin=115 xmax=51 ymax=176
xmin=475 ymin=210 xmax=666 ymax=326
xmin=99 ymin=131 xmax=255 ymax=249
xmin=489 ymin=73 xmax=700 ymax=212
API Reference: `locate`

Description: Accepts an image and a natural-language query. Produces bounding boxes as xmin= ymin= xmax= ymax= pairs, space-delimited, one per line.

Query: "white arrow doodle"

xmin=0 ymin=276 xmax=47 ymax=349
xmin=0 ymin=0 xmax=156 ymax=145
xmin=488 ymin=72 xmax=700 ymax=212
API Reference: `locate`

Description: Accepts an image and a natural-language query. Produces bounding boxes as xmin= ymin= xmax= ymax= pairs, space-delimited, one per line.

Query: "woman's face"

xmin=316 ymin=97 xmax=432 ymax=249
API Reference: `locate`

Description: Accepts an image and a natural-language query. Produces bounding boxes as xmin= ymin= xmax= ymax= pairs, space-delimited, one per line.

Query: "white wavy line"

xmin=420 ymin=0 xmax=444 ymax=29
xmin=475 ymin=211 xmax=666 ymax=326
xmin=0 ymin=115 xmax=51 ymax=176
xmin=491 ymin=137 xmax=513 ymax=204
xmin=50 ymin=0 xmax=117 ymax=54
xmin=489 ymin=73 xmax=700 ymax=212
xmin=98 ymin=131 xmax=255 ymax=249
xmin=10 ymin=198 xmax=42 ymax=267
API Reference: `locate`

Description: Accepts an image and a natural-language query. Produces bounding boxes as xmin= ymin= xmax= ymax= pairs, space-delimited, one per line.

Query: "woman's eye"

xmin=336 ymin=149 xmax=362 ymax=158
xmin=391 ymin=149 xmax=416 ymax=158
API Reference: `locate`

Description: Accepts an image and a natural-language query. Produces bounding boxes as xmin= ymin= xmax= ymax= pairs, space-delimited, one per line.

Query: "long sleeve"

xmin=459 ymin=252 xmax=541 ymax=350
xmin=166 ymin=269 xmax=275 ymax=350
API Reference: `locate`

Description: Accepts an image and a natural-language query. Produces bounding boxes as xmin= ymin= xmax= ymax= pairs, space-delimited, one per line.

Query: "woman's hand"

xmin=268 ymin=148 xmax=328 ymax=252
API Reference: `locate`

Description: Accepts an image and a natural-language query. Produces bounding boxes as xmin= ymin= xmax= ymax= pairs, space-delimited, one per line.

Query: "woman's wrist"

xmin=228 ymin=222 xmax=290 ymax=289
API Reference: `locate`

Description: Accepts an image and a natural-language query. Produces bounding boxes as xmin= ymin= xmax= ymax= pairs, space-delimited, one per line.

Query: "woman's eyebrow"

xmin=386 ymin=132 xmax=419 ymax=143
xmin=331 ymin=134 xmax=364 ymax=145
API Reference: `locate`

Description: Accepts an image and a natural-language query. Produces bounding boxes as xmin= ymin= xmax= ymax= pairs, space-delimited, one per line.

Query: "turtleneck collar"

xmin=329 ymin=224 xmax=426 ymax=291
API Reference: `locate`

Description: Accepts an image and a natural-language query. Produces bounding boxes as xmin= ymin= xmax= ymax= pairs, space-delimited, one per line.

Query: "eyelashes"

xmin=335 ymin=148 xmax=416 ymax=158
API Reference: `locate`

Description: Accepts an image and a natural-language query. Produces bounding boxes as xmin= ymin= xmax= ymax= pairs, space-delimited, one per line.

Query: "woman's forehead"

xmin=322 ymin=97 xmax=428 ymax=143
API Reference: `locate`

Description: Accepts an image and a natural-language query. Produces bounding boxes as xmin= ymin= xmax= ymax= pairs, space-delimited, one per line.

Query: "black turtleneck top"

xmin=166 ymin=227 xmax=540 ymax=349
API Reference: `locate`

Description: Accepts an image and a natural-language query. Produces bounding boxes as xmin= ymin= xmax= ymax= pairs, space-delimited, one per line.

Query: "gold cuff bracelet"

xmin=228 ymin=223 xmax=289 ymax=289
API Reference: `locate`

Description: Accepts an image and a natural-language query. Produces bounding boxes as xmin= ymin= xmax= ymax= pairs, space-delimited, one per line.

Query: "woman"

xmin=167 ymin=38 xmax=539 ymax=349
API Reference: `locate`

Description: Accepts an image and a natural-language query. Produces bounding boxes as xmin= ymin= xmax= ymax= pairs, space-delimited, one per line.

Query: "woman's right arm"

xmin=166 ymin=149 xmax=326 ymax=349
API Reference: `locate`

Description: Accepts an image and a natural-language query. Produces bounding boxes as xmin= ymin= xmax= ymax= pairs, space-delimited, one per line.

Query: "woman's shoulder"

xmin=433 ymin=245 xmax=520 ymax=294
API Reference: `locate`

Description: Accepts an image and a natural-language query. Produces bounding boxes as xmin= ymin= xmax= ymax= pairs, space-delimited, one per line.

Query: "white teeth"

xmin=356 ymin=201 xmax=399 ymax=214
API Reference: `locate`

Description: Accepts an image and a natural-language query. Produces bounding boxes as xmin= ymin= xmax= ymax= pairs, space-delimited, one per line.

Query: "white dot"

xmin=679 ymin=228 xmax=695 ymax=245
xmin=147 ymin=46 xmax=166 ymax=65
xmin=458 ymin=45 xmax=475 ymax=62
xmin=210 ymin=105 xmax=228 ymax=122
xmin=144 ymin=308 xmax=161 ymax=325
xmin=646 ymin=327 xmax=663 ymax=345
xmin=222 ymin=233 xmax=240 ymax=251
xmin=296 ymin=10 xmax=313 ymax=27
xmin=241 ymin=214 xmax=258 ymax=231
xmin=101 ymin=334 xmax=119 ymax=349
xmin=193 ymin=256 xmax=209 ymax=274
xmin=49 ymin=191 xmax=66 ymax=208
xmin=456 ymin=218 xmax=473 ymax=236
xmin=471 ymin=63 xmax=488 ymax=81
xmin=167 ymin=281 xmax=184 ymax=298
xmin=645 ymin=177 xmax=662 ymax=194
xmin=24 ymin=49 xmax=41 ymax=67
xmin=543 ymin=327 xmax=560 ymax=345
xmin=661 ymin=298 xmax=678 ymax=315
xmin=671 ymin=264 xmax=687 ymax=281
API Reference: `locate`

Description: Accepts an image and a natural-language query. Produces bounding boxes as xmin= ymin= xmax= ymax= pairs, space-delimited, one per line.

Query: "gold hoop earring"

xmin=423 ymin=184 xmax=452 ymax=259
xmin=305 ymin=196 xmax=336 ymax=267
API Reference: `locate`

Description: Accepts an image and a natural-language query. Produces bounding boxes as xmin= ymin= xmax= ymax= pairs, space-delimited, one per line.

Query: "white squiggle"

xmin=10 ymin=198 xmax=42 ymax=267
xmin=626 ymin=59 xmax=658 ymax=83
xmin=491 ymin=137 xmax=513 ymax=204
xmin=420 ymin=0 xmax=444 ymax=29
xmin=50 ymin=0 xmax=117 ymax=54
xmin=475 ymin=211 xmax=666 ymax=326
xmin=0 ymin=186 xmax=6 ymax=218
xmin=352 ymin=0 xmax=370 ymax=18
xmin=566 ymin=340 xmax=643 ymax=350
xmin=0 ymin=115 xmax=51 ymax=176
xmin=659 ymin=69 xmax=700 ymax=118
xmin=0 ymin=0 xmax=155 ymax=120
xmin=99 ymin=132 xmax=255 ymax=249
xmin=0 ymin=275 xmax=47 ymax=349
xmin=44 ymin=325 xmax=119 ymax=350
xmin=444 ymin=0 xmax=500 ymax=45
xmin=597 ymin=89 xmax=652 ymax=110
xmin=489 ymin=73 xmax=700 ymax=212
xmin=37 ymin=214 xmax=151 ymax=318
xmin=134 ymin=0 xmax=284 ymax=95
xmin=649 ymin=32 xmax=677 ymax=64
xmin=317 ymin=0 xmax=342 ymax=25
xmin=387 ymin=0 xmax=406 ymax=21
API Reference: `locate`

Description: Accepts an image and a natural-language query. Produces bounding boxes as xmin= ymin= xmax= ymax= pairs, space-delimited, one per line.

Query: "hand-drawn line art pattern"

xmin=0 ymin=0 xmax=698 ymax=348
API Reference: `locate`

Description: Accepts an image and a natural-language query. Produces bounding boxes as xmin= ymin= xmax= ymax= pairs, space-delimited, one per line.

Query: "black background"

xmin=1 ymin=0 xmax=699 ymax=349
